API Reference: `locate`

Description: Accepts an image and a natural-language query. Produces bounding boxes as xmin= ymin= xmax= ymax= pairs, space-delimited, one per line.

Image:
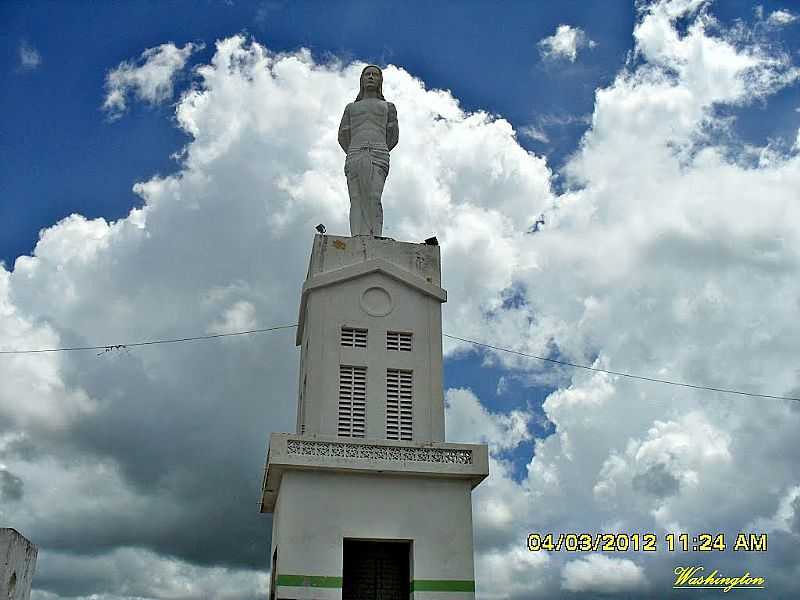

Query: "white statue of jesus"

xmin=338 ymin=65 xmax=399 ymax=237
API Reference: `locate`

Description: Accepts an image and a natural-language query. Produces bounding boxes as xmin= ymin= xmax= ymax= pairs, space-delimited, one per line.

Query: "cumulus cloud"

xmin=4 ymin=35 xmax=553 ymax=598
xmin=561 ymin=554 xmax=649 ymax=593
xmin=593 ymin=411 xmax=733 ymax=515
xmin=767 ymin=9 xmax=798 ymax=26
xmin=32 ymin=547 xmax=267 ymax=599
xmin=3 ymin=0 xmax=800 ymax=597
xmin=747 ymin=484 xmax=800 ymax=534
xmin=475 ymin=546 xmax=550 ymax=600
xmin=103 ymin=42 xmax=200 ymax=120
xmin=207 ymin=300 xmax=259 ymax=335
xmin=538 ymin=25 xmax=596 ymax=62
xmin=446 ymin=387 xmax=532 ymax=453
xmin=18 ymin=41 xmax=41 ymax=70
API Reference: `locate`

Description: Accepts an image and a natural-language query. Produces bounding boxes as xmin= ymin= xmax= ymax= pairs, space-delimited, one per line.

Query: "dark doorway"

xmin=342 ymin=539 xmax=410 ymax=600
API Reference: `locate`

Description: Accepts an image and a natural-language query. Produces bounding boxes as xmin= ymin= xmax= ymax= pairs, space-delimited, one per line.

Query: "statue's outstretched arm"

xmin=387 ymin=102 xmax=398 ymax=151
xmin=338 ymin=104 xmax=351 ymax=153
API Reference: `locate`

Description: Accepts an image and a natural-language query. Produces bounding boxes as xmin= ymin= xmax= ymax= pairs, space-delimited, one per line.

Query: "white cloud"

xmin=0 ymin=266 xmax=96 ymax=431
xmin=767 ymin=9 xmax=798 ymax=26
xmin=445 ymin=387 xmax=531 ymax=453
xmin=207 ymin=300 xmax=259 ymax=335
xmin=18 ymin=42 xmax=41 ymax=70
xmin=476 ymin=546 xmax=551 ymax=600
xmin=519 ymin=124 xmax=550 ymax=143
xmin=747 ymin=484 xmax=800 ymax=534
xmin=31 ymin=547 xmax=268 ymax=600
xmin=561 ymin=554 xmax=649 ymax=593
xmin=592 ymin=411 xmax=733 ymax=522
xmin=4 ymin=0 xmax=800 ymax=596
xmin=3 ymin=35 xmax=554 ymax=598
xmin=103 ymin=42 xmax=200 ymax=120
xmin=538 ymin=25 xmax=596 ymax=62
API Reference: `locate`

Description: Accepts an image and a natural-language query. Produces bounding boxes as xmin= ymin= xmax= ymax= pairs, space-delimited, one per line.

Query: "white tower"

xmin=1 ymin=528 xmax=38 ymax=600
xmin=261 ymin=234 xmax=488 ymax=600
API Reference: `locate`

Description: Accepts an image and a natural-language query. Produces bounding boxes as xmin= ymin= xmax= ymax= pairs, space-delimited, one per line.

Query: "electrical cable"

xmin=1 ymin=323 xmax=798 ymax=402
xmin=441 ymin=333 xmax=800 ymax=402
xmin=0 ymin=325 xmax=297 ymax=354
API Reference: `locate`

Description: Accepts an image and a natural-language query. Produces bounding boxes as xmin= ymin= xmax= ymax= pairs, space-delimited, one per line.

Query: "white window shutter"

xmin=386 ymin=368 xmax=413 ymax=440
xmin=338 ymin=365 xmax=366 ymax=437
xmin=341 ymin=327 xmax=367 ymax=348
xmin=386 ymin=331 xmax=412 ymax=352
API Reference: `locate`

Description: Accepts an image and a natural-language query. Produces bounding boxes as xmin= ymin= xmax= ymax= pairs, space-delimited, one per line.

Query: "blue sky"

xmin=3 ymin=1 xmax=800 ymax=598
xmin=2 ymin=0 xmax=636 ymax=267
xmin=4 ymin=1 xmax=798 ymax=272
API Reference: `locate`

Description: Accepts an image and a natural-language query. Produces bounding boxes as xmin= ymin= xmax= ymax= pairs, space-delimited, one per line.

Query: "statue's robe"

xmin=338 ymin=98 xmax=399 ymax=237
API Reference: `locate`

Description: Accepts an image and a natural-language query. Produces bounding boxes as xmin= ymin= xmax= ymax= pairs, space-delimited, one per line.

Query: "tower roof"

xmin=296 ymin=256 xmax=446 ymax=345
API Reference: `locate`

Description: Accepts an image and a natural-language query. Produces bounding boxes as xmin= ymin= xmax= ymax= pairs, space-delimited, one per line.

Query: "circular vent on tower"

xmin=360 ymin=286 xmax=393 ymax=317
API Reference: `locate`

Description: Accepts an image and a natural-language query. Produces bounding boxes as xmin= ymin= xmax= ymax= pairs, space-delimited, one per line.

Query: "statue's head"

xmin=355 ymin=65 xmax=385 ymax=101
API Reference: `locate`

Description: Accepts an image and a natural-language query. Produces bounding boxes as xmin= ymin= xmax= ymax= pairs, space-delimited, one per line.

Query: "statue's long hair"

xmin=355 ymin=64 xmax=385 ymax=101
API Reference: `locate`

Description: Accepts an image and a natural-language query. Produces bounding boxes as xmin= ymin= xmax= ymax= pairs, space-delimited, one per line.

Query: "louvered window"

xmin=341 ymin=326 xmax=367 ymax=348
xmin=386 ymin=331 xmax=412 ymax=352
xmin=338 ymin=365 xmax=366 ymax=437
xmin=386 ymin=369 xmax=413 ymax=440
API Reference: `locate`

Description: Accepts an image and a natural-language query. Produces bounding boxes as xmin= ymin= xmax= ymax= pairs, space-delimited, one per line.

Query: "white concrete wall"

xmin=1 ymin=528 xmax=38 ymax=600
xmin=263 ymin=234 xmax=484 ymax=599
xmin=270 ymin=470 xmax=475 ymax=600
xmin=301 ymin=271 xmax=445 ymax=442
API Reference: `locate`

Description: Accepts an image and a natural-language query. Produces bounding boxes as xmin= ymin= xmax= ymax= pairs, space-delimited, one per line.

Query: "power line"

xmin=0 ymin=325 xmax=297 ymax=355
xmin=1 ymin=324 xmax=797 ymax=403
xmin=441 ymin=333 xmax=800 ymax=403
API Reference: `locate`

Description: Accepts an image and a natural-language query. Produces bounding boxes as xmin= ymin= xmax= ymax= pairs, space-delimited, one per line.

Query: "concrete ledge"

xmin=260 ymin=433 xmax=489 ymax=513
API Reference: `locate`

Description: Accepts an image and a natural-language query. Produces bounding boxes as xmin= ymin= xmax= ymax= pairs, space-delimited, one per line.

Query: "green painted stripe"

xmin=412 ymin=580 xmax=475 ymax=592
xmin=276 ymin=574 xmax=343 ymax=588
